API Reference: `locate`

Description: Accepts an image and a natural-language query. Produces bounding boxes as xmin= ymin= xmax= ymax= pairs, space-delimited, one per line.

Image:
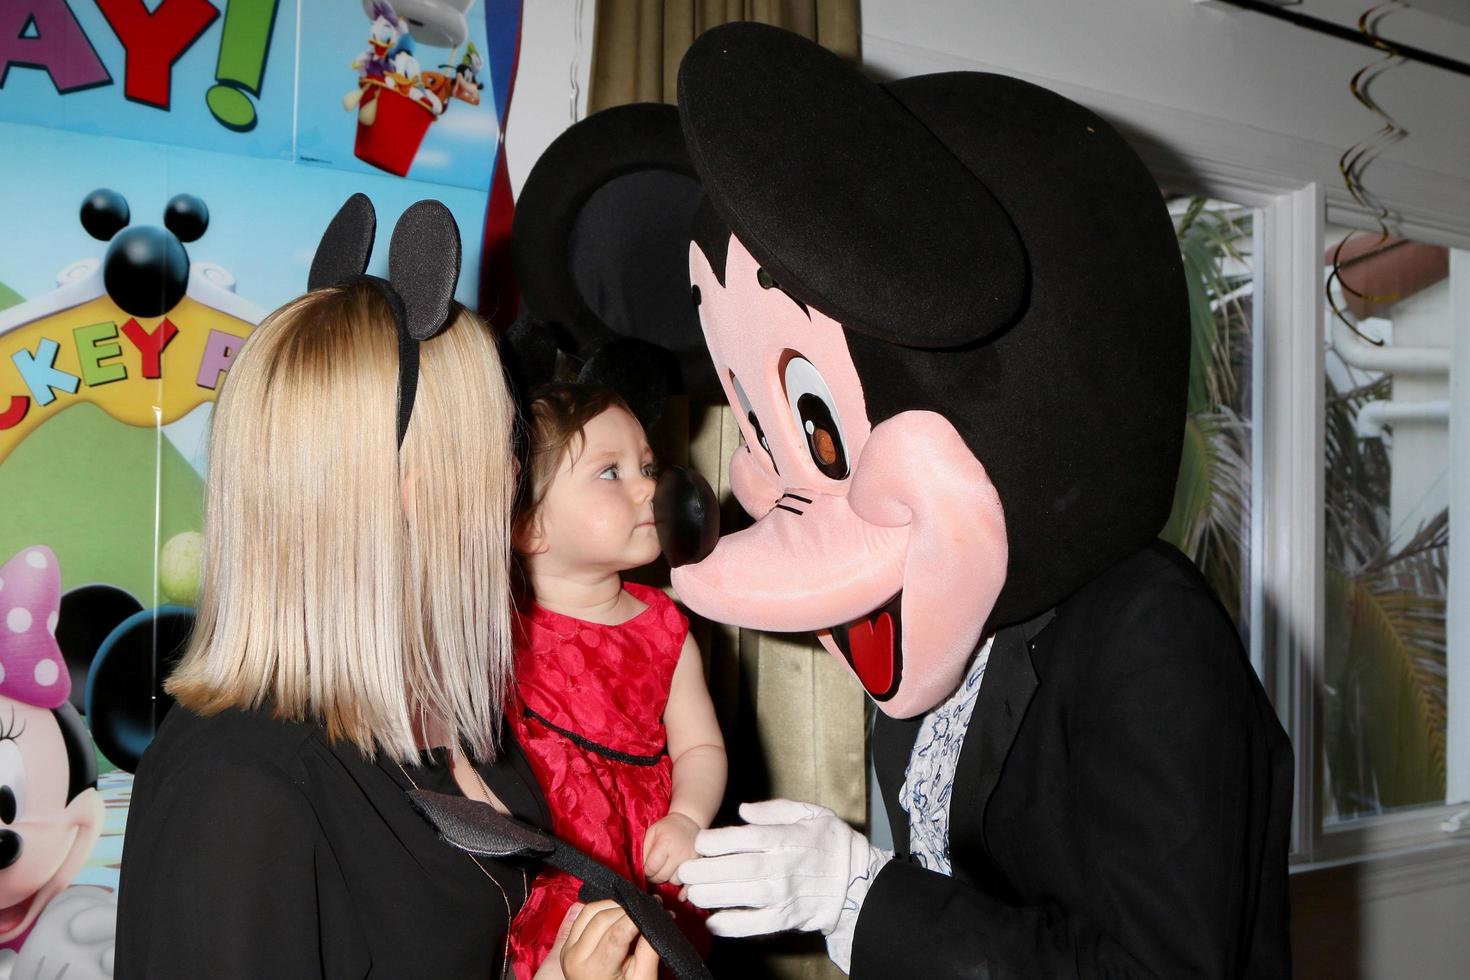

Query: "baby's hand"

xmin=643 ymin=811 xmax=700 ymax=885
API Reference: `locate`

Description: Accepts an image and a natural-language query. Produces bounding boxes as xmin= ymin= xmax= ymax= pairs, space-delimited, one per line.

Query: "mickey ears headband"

xmin=308 ymin=193 xmax=463 ymax=445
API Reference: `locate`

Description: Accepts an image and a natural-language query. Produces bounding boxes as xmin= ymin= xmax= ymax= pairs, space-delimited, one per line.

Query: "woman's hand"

xmin=643 ymin=811 xmax=700 ymax=884
xmin=536 ymin=900 xmax=658 ymax=980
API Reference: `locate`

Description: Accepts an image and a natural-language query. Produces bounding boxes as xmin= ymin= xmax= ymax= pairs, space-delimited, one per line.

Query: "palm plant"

xmin=1162 ymin=198 xmax=1254 ymax=628
xmin=1322 ymin=365 xmax=1447 ymax=815
xmin=1162 ymin=196 xmax=1448 ymax=818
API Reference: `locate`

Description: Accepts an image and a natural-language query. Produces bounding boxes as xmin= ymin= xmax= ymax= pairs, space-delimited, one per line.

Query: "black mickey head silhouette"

xmin=81 ymin=189 xmax=210 ymax=319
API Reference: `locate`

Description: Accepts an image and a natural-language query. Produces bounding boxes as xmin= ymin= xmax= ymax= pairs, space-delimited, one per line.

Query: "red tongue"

xmin=848 ymin=612 xmax=895 ymax=694
xmin=0 ymin=894 xmax=33 ymax=934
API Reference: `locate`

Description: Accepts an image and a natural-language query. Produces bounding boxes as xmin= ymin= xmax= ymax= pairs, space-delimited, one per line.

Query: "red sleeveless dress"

xmin=507 ymin=583 xmax=710 ymax=978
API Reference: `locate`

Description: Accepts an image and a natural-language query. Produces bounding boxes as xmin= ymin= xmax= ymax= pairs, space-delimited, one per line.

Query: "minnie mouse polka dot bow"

xmin=0 ymin=546 xmax=68 ymax=709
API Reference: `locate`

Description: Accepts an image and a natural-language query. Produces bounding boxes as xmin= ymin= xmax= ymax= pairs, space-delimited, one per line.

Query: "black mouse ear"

xmin=80 ymin=189 xmax=130 ymax=242
xmin=678 ymin=23 xmax=1028 ymax=348
xmin=513 ymin=103 xmax=716 ymax=398
xmin=501 ymin=313 xmax=564 ymax=402
xmin=56 ymin=584 xmax=143 ymax=713
xmin=578 ymin=337 xmax=678 ymax=429
xmin=308 ymin=193 xmax=377 ymax=291
xmin=409 ymin=788 xmax=556 ymax=858
xmin=85 ymin=606 xmax=194 ymax=773
xmin=389 ymin=199 xmax=462 ymax=340
xmin=163 ymin=193 xmax=209 ymax=244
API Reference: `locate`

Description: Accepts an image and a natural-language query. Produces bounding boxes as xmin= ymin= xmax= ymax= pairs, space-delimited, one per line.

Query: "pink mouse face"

xmin=0 ymin=698 xmax=102 ymax=944
xmin=670 ymin=236 xmax=1010 ymax=718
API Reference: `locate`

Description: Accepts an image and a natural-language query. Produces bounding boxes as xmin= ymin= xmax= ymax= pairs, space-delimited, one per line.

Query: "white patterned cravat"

xmin=898 ymin=635 xmax=993 ymax=874
xmin=824 ymin=635 xmax=995 ymax=974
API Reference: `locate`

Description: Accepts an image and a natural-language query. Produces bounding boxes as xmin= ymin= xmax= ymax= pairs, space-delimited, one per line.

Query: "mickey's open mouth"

xmin=0 ymin=893 xmax=35 ymax=935
xmin=827 ymin=592 xmax=903 ymax=701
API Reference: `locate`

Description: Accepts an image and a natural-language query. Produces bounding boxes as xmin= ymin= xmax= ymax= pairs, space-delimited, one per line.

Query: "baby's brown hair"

xmin=513 ymin=382 xmax=638 ymax=553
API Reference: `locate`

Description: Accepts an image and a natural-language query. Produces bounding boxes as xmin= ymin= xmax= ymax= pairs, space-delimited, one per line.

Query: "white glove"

xmin=11 ymin=885 xmax=116 ymax=980
xmin=678 ymin=799 xmax=891 ymax=971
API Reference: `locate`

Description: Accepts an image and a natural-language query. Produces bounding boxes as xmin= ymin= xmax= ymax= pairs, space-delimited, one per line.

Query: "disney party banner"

xmin=0 ymin=2 xmax=522 ymax=974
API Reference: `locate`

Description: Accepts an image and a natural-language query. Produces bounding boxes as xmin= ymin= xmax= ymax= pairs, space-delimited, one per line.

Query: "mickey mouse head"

xmin=80 ymin=189 xmax=210 ymax=320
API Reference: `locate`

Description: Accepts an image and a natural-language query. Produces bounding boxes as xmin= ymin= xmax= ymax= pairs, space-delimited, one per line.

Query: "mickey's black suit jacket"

xmin=853 ymin=542 xmax=1293 ymax=979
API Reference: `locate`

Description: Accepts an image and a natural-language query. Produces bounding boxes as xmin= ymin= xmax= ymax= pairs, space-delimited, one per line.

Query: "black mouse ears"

xmin=389 ymin=200 xmax=463 ymax=341
xmin=308 ymin=194 xmax=464 ymax=444
xmin=510 ymin=102 xmax=716 ymax=402
xmin=308 ymin=193 xmax=375 ymax=290
xmin=678 ymin=23 xmax=1028 ymax=349
xmin=501 ymin=314 xmax=678 ymax=430
xmin=308 ymin=193 xmax=463 ymax=342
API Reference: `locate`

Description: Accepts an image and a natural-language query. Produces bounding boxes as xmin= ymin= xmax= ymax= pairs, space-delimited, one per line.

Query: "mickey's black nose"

xmin=0 ymin=829 xmax=20 ymax=870
xmin=103 ymin=225 xmax=190 ymax=319
xmin=654 ymin=466 xmax=720 ymax=568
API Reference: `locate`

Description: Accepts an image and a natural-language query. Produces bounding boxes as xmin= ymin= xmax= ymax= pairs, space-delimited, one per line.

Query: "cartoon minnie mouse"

xmin=0 ymin=546 xmax=113 ymax=980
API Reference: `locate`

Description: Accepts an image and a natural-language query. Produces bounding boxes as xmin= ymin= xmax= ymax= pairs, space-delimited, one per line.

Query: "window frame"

xmin=1153 ymin=161 xmax=1470 ymax=865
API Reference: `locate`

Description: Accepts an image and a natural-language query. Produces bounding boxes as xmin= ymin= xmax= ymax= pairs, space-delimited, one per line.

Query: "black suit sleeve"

xmin=852 ymin=575 xmax=1278 ymax=979
xmin=116 ymin=750 xmax=348 ymax=979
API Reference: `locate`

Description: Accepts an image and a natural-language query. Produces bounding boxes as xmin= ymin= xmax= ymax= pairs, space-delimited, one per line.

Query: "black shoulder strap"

xmin=409 ymin=788 xmax=713 ymax=980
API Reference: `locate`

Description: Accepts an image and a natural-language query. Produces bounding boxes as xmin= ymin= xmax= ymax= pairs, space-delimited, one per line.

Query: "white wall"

xmin=502 ymin=0 xmax=594 ymax=198
xmin=861 ymin=0 xmax=1470 ymax=239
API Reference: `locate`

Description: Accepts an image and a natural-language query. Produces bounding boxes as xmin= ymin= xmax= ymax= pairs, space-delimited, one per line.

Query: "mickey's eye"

xmin=782 ymin=355 xmax=849 ymax=480
xmin=731 ymin=373 xmax=778 ymax=475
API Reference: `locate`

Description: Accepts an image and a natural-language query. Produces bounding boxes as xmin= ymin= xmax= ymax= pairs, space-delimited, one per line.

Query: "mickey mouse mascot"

xmin=655 ymin=24 xmax=1293 ymax=979
xmin=501 ymin=22 xmax=1292 ymax=977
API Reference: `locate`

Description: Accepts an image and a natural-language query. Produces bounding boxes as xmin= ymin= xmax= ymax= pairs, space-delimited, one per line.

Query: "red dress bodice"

xmin=507 ymin=582 xmax=709 ymax=977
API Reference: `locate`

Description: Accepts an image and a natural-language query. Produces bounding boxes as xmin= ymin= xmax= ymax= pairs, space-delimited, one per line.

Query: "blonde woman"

xmin=115 ymin=198 xmax=656 ymax=980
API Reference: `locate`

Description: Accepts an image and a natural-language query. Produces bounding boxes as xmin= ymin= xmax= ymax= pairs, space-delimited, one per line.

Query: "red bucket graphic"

xmin=354 ymin=80 xmax=435 ymax=177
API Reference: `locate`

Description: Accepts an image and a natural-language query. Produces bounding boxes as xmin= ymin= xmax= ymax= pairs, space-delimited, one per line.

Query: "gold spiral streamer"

xmin=1327 ymin=1 xmax=1411 ymax=344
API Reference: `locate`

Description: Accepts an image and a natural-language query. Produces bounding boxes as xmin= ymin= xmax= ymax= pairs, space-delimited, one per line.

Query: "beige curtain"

xmin=635 ymin=397 xmax=868 ymax=980
xmin=594 ymin=7 xmax=866 ymax=977
xmin=589 ymin=0 xmax=860 ymax=111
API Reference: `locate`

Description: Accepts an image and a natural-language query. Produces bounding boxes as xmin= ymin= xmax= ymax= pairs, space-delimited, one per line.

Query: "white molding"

xmin=1313 ymin=799 xmax=1470 ymax=860
xmin=1258 ymin=184 xmax=1327 ymax=860
xmin=1449 ymin=249 xmax=1470 ymax=804
xmin=1294 ymin=836 xmax=1470 ymax=903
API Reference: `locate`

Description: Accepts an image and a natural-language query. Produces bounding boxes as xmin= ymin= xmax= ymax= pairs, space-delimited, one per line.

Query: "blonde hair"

xmin=167 ymin=284 xmax=516 ymax=763
xmin=511 ymin=382 xmax=634 ymax=552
